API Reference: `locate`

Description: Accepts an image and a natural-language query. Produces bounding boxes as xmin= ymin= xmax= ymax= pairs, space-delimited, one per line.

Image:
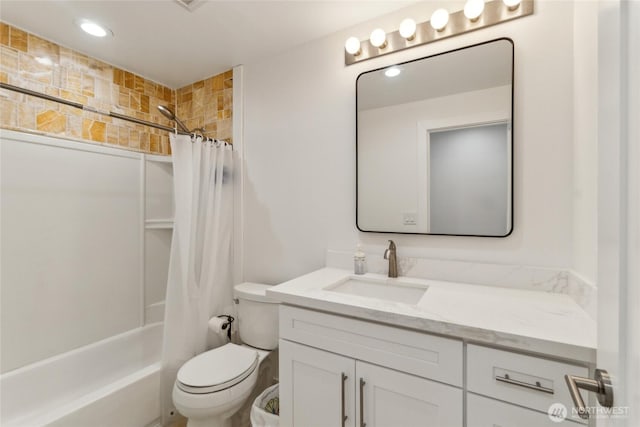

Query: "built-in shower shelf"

xmin=145 ymin=219 xmax=174 ymax=229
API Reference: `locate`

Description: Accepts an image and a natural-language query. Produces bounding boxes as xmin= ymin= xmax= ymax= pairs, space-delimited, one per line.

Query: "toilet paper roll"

xmin=208 ymin=316 xmax=226 ymax=335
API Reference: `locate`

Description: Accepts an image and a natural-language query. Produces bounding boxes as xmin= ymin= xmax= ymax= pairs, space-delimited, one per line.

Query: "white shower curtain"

xmin=160 ymin=134 xmax=234 ymax=423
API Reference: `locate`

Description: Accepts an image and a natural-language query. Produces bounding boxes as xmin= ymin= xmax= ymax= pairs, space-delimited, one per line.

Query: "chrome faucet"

xmin=383 ymin=240 xmax=398 ymax=278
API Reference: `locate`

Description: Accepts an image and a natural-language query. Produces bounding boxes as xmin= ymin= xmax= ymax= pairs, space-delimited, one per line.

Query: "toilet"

xmin=173 ymin=283 xmax=279 ymax=427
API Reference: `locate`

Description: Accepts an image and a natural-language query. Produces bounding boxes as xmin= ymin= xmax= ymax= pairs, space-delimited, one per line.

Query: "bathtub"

xmin=1 ymin=323 xmax=163 ymax=427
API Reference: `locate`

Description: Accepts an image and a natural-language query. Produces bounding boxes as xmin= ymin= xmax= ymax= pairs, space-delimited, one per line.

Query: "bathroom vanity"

xmin=268 ymin=268 xmax=596 ymax=427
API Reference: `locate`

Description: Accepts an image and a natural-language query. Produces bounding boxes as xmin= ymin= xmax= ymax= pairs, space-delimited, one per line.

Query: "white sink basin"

xmin=325 ymin=277 xmax=428 ymax=305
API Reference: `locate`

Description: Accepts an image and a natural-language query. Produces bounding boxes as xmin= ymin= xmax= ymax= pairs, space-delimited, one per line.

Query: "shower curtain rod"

xmin=1 ymin=82 xmax=190 ymax=136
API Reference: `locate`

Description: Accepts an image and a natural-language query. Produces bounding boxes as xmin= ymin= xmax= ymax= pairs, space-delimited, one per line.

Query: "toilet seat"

xmin=176 ymin=343 xmax=258 ymax=394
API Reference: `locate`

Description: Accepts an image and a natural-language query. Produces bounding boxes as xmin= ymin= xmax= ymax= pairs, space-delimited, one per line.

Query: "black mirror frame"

xmin=355 ymin=37 xmax=515 ymax=238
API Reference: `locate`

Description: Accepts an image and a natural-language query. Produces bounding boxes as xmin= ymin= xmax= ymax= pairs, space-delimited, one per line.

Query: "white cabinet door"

xmin=356 ymin=361 xmax=463 ymax=427
xmin=279 ymin=340 xmax=356 ymax=427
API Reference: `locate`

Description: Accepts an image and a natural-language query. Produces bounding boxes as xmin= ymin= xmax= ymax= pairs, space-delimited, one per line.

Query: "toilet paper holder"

xmin=217 ymin=315 xmax=235 ymax=340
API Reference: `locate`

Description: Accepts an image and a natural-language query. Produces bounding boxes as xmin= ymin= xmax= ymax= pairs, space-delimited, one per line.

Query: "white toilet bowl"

xmin=173 ymin=283 xmax=279 ymax=427
xmin=173 ymin=344 xmax=269 ymax=427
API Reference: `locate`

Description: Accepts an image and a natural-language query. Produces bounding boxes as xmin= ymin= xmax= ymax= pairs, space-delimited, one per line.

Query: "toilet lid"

xmin=176 ymin=343 xmax=258 ymax=394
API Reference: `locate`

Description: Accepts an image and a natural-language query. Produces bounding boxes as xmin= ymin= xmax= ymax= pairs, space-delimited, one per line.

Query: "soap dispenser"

xmin=354 ymin=244 xmax=367 ymax=275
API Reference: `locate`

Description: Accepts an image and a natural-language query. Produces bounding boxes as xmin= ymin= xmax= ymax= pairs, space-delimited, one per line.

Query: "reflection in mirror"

xmin=356 ymin=38 xmax=513 ymax=236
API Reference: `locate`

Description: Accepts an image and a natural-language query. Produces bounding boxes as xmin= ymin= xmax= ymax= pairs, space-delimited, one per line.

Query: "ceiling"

xmin=0 ymin=0 xmax=417 ymax=88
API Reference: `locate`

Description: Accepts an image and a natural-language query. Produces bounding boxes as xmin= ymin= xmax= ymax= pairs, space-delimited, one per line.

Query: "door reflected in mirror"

xmin=356 ymin=38 xmax=513 ymax=237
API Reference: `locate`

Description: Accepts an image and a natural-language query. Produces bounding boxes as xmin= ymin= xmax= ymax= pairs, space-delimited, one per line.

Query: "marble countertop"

xmin=267 ymin=268 xmax=597 ymax=364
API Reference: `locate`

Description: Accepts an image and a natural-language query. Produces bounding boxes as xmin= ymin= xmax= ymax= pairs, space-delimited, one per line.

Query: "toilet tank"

xmin=234 ymin=283 xmax=279 ymax=350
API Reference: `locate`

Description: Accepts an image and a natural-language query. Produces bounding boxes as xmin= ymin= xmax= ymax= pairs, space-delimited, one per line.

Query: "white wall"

xmin=571 ymin=1 xmax=599 ymax=284
xmin=242 ymin=1 xmax=588 ymax=284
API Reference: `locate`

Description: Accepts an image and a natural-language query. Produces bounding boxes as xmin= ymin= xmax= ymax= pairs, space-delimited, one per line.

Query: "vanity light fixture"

xmin=503 ymin=0 xmax=522 ymax=10
xmin=430 ymin=9 xmax=450 ymax=31
xmin=345 ymin=37 xmax=362 ymax=55
xmin=384 ymin=67 xmax=401 ymax=77
xmin=344 ymin=0 xmax=533 ymax=66
xmin=399 ymin=18 xmax=417 ymax=40
xmin=77 ymin=19 xmax=112 ymax=37
xmin=464 ymin=0 xmax=485 ymax=21
xmin=370 ymin=28 xmax=387 ymax=49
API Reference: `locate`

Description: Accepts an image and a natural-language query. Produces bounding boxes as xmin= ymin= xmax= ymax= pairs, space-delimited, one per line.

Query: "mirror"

xmin=356 ymin=38 xmax=513 ymax=237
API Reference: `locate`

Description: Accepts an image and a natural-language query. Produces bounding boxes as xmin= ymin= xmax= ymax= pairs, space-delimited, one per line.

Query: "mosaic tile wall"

xmin=176 ymin=70 xmax=233 ymax=143
xmin=0 ymin=22 xmax=234 ymax=154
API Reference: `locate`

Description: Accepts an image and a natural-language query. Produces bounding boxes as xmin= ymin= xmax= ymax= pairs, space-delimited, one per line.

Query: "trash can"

xmin=250 ymin=383 xmax=279 ymax=427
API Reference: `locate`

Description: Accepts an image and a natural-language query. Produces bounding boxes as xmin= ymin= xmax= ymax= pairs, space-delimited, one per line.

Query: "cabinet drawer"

xmin=467 ymin=393 xmax=582 ymax=426
xmin=280 ymin=305 xmax=463 ymax=386
xmin=467 ymin=344 xmax=588 ymax=423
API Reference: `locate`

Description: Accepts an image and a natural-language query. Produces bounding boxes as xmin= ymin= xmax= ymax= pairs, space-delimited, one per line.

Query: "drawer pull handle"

xmin=341 ymin=373 xmax=348 ymax=427
xmin=359 ymin=378 xmax=366 ymax=427
xmin=495 ymin=374 xmax=554 ymax=394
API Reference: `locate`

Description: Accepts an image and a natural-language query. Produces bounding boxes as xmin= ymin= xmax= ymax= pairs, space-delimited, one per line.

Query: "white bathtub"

xmin=1 ymin=323 xmax=163 ymax=427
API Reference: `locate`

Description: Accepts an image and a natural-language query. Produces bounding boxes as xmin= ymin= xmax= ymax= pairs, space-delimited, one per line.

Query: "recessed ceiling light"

xmin=77 ymin=19 xmax=112 ymax=37
xmin=384 ymin=67 xmax=401 ymax=78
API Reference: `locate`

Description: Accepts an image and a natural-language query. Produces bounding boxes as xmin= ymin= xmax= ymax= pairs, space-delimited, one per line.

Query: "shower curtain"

xmin=160 ymin=134 xmax=234 ymax=423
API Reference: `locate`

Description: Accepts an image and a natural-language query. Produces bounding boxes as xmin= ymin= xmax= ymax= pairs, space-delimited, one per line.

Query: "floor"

xmin=169 ymin=418 xmax=187 ymax=427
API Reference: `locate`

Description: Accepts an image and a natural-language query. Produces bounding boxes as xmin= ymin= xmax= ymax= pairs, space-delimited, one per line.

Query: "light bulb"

xmin=79 ymin=20 xmax=108 ymax=37
xmin=399 ymin=18 xmax=417 ymax=40
xmin=464 ymin=0 xmax=485 ymax=21
xmin=384 ymin=67 xmax=401 ymax=78
xmin=430 ymin=9 xmax=450 ymax=31
xmin=345 ymin=37 xmax=361 ymax=55
xmin=370 ymin=28 xmax=387 ymax=48
xmin=503 ymin=0 xmax=521 ymax=10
